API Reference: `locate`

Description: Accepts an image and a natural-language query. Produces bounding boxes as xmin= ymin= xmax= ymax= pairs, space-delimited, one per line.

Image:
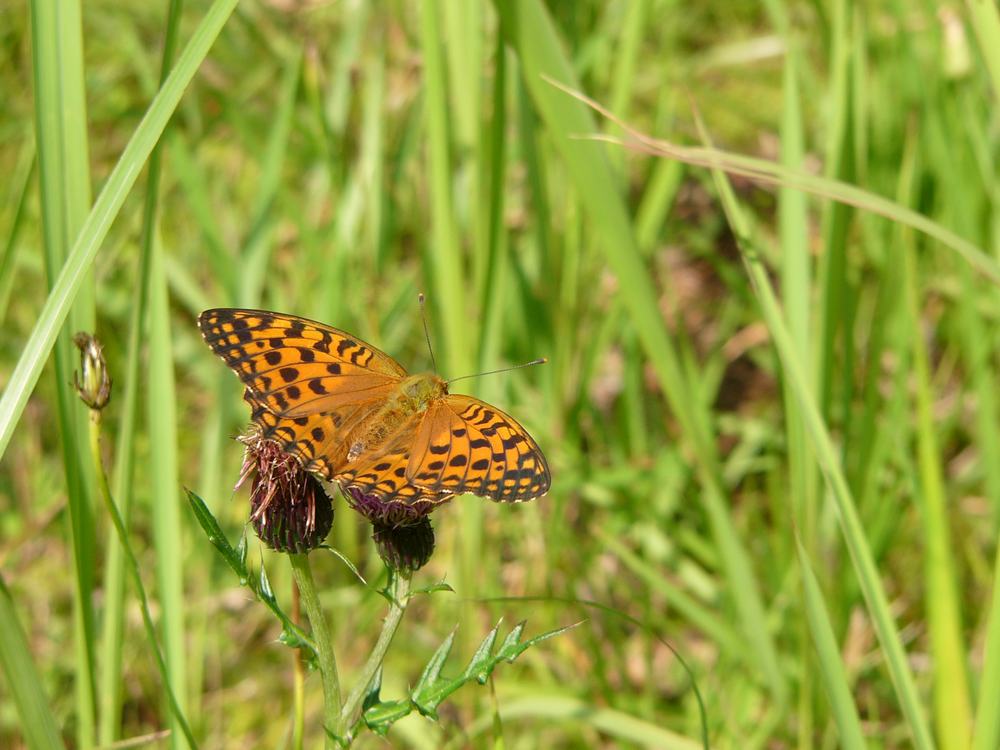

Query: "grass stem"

xmin=85 ymin=406 xmax=198 ymax=748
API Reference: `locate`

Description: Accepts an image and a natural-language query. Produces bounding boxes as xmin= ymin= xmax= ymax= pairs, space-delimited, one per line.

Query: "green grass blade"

xmin=495 ymin=0 xmax=787 ymax=707
xmin=463 ymin=694 xmax=705 ymax=750
xmin=778 ymin=50 xmax=819 ymax=748
xmin=815 ymin=0 xmax=854 ymax=421
xmin=795 ymin=538 xmax=866 ymax=750
xmin=29 ymin=0 xmax=96 ymax=741
xmin=902 ymin=236 xmax=972 ymax=749
xmin=553 ymin=82 xmax=1000 ymax=287
xmin=0 ymin=0 xmax=239 ymax=463
xmin=419 ymin=0 xmax=468 ymax=378
xmin=697 ymin=115 xmax=935 ymax=749
xmin=147 ymin=241 xmax=189 ymax=747
xmin=0 ymin=143 xmax=35 ymax=326
xmin=237 ymin=48 xmax=301 ymax=307
xmin=0 ymin=572 xmax=66 ymax=749
xmin=97 ymin=1 xmax=185 ymax=742
xmin=973 ymin=541 xmax=1000 ymax=750
xmin=965 ymin=0 xmax=1000 ymax=101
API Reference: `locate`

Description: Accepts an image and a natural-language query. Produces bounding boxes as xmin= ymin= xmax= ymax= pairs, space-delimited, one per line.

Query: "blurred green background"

xmin=2 ymin=0 xmax=1000 ymax=747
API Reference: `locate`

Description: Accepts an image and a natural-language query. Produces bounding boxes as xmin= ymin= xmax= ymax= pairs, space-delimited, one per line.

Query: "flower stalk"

xmin=337 ymin=568 xmax=412 ymax=740
xmin=288 ymin=553 xmax=342 ymax=747
xmin=74 ymin=333 xmax=197 ymax=748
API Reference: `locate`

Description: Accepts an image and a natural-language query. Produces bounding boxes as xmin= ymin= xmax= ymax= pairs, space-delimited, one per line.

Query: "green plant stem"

xmin=292 ymin=581 xmax=305 ymax=750
xmin=289 ymin=553 xmax=342 ymax=747
xmin=337 ymin=570 xmax=411 ymax=740
xmin=85 ymin=408 xmax=198 ymax=748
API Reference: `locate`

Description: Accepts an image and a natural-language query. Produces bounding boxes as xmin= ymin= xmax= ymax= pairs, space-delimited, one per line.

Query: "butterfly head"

xmin=401 ymin=372 xmax=449 ymax=409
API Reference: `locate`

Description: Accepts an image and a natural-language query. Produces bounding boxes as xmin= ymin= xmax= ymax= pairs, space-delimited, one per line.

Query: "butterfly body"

xmin=345 ymin=373 xmax=446 ymax=462
xmin=199 ymin=308 xmax=550 ymax=514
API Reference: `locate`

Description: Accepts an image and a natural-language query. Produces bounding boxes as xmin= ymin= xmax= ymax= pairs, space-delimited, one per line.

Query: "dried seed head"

xmin=238 ymin=435 xmax=333 ymax=553
xmin=73 ymin=332 xmax=112 ymax=410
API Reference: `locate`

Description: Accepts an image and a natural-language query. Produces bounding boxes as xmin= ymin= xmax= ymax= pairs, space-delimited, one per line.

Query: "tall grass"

xmin=1 ymin=1 xmax=998 ymax=747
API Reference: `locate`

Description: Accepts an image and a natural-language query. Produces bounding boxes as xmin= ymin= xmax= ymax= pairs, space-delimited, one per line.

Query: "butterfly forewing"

xmin=199 ymin=308 xmax=405 ymax=417
xmin=243 ymin=389 xmax=383 ymax=480
xmin=407 ymin=395 xmax=550 ymax=502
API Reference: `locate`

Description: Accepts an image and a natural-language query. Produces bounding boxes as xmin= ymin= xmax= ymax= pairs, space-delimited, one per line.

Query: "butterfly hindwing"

xmin=199 ymin=308 xmax=405 ymax=417
xmin=332 ymin=416 xmax=454 ymax=516
xmin=407 ymin=395 xmax=549 ymax=502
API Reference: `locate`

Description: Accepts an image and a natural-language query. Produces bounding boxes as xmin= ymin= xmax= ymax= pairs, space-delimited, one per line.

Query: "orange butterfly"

xmin=199 ymin=309 xmax=550 ymax=515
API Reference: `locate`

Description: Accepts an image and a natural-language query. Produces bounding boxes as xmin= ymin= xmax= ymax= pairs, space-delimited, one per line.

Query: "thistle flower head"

xmin=372 ymin=517 xmax=435 ymax=573
xmin=237 ymin=435 xmax=333 ymax=553
xmin=73 ymin=332 xmax=112 ymax=410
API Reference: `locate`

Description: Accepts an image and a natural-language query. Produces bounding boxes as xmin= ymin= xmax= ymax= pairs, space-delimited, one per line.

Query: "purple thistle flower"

xmin=237 ymin=435 xmax=333 ymax=553
xmin=338 ymin=484 xmax=448 ymax=528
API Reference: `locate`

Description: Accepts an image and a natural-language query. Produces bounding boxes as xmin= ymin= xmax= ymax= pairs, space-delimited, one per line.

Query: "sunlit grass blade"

xmin=495 ymin=0 xmax=787 ymax=706
xmin=0 ymin=143 xmax=34 ymax=326
xmin=29 ymin=0 xmax=96 ymax=742
xmin=694 ymin=112 xmax=935 ymax=749
xmin=902 ymin=233 xmax=972 ymax=749
xmin=420 ymin=1 xmax=468 ymax=379
xmin=147 ymin=240 xmax=190 ymax=747
xmin=546 ymin=80 xmax=1000 ymax=287
xmin=98 ymin=1 xmax=185 ymax=742
xmin=462 ymin=694 xmax=706 ymax=750
xmin=795 ymin=538 xmax=866 ymax=750
xmin=0 ymin=0 xmax=240 ymax=462
xmin=973 ymin=541 xmax=1000 ymax=750
xmin=237 ymin=48 xmax=301 ymax=307
xmin=778 ymin=50 xmax=819 ymax=747
xmin=815 ymin=0 xmax=855 ymax=422
xmin=966 ymin=0 xmax=1000 ymax=101
xmin=0 ymin=573 xmax=65 ymax=749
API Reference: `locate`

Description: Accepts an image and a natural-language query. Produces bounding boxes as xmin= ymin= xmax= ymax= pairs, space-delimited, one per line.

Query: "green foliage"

xmin=3 ymin=0 xmax=1000 ymax=746
xmin=186 ymin=489 xmax=315 ymax=656
xmin=361 ymin=620 xmax=578 ymax=735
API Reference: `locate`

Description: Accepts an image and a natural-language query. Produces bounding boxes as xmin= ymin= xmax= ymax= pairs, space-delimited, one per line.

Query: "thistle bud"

xmin=237 ymin=435 xmax=333 ymax=553
xmin=73 ymin=332 xmax=112 ymax=410
xmin=372 ymin=517 xmax=435 ymax=573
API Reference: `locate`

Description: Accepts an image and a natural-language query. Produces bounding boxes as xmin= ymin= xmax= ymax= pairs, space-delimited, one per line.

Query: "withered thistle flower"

xmin=372 ymin=517 xmax=435 ymax=573
xmin=73 ymin=332 xmax=112 ymax=410
xmin=237 ymin=435 xmax=333 ymax=553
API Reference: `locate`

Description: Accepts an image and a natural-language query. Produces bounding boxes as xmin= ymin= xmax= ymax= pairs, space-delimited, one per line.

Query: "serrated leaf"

xmin=497 ymin=621 xmax=527 ymax=657
xmin=412 ymin=627 xmax=457 ymax=717
xmin=186 ymin=489 xmax=246 ymax=579
xmin=415 ymin=627 xmax=456 ymax=691
xmin=498 ymin=621 xmax=582 ymax=663
xmin=236 ymin=533 xmax=249 ymax=583
xmin=258 ymin=562 xmax=276 ymax=605
xmin=323 ymin=725 xmax=350 ymax=747
xmin=363 ymin=667 xmax=384 ymax=712
xmin=464 ymin=619 xmax=502 ymax=684
xmin=363 ymin=700 xmax=412 ymax=734
xmin=187 ymin=490 xmax=316 ymax=658
xmin=366 ymin=621 xmax=575 ymax=736
xmin=321 ymin=544 xmax=367 ymax=586
xmin=410 ymin=581 xmax=454 ymax=596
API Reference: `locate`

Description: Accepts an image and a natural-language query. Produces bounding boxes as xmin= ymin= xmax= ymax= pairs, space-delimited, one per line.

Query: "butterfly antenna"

xmin=418 ymin=293 xmax=438 ymax=373
xmin=447 ymin=358 xmax=548 ymax=386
